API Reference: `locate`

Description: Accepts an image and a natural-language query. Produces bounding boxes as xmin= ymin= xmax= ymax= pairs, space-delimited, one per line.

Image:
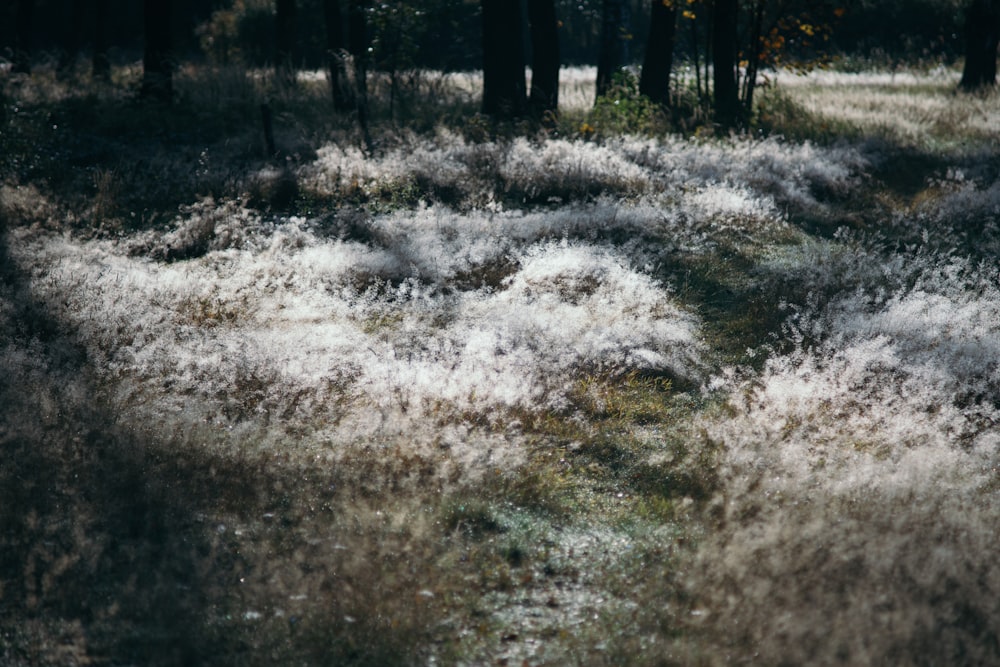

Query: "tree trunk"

xmin=527 ymin=0 xmax=560 ymax=119
xmin=275 ymin=0 xmax=297 ymax=86
xmin=639 ymin=0 xmax=677 ymax=106
xmin=59 ymin=0 xmax=86 ymax=73
xmin=93 ymin=0 xmax=111 ymax=82
xmin=323 ymin=0 xmax=352 ymax=111
xmin=740 ymin=0 xmax=765 ymax=115
xmin=480 ymin=0 xmax=527 ymax=118
xmin=141 ymin=0 xmax=173 ymax=103
xmin=712 ymin=0 xmax=740 ymax=128
xmin=596 ymin=0 xmax=629 ymax=100
xmin=348 ymin=0 xmax=374 ymax=152
xmin=960 ymin=0 xmax=1000 ymax=91
xmin=13 ymin=0 xmax=35 ymax=75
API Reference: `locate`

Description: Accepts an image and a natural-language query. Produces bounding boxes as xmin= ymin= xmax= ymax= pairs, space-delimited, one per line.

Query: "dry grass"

xmin=3 ymin=61 xmax=1000 ymax=666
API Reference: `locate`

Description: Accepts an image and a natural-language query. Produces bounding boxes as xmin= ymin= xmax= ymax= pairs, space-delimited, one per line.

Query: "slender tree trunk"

xmin=639 ymin=0 xmax=677 ymax=106
xmin=690 ymin=10 xmax=702 ymax=100
xmin=275 ymin=0 xmax=297 ymax=86
xmin=741 ymin=0 xmax=765 ymax=116
xmin=141 ymin=0 xmax=173 ymax=103
xmin=596 ymin=0 xmax=629 ymax=100
xmin=704 ymin=5 xmax=711 ymax=100
xmin=59 ymin=0 xmax=86 ymax=73
xmin=93 ymin=0 xmax=111 ymax=81
xmin=348 ymin=0 xmax=374 ymax=152
xmin=480 ymin=0 xmax=527 ymax=118
xmin=712 ymin=0 xmax=740 ymax=128
xmin=323 ymin=0 xmax=352 ymax=111
xmin=13 ymin=0 xmax=35 ymax=75
xmin=960 ymin=0 xmax=1000 ymax=91
xmin=527 ymin=0 xmax=560 ymax=119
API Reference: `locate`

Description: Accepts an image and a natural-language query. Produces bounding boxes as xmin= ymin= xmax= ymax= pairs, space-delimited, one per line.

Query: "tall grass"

xmin=3 ymin=62 xmax=1000 ymax=664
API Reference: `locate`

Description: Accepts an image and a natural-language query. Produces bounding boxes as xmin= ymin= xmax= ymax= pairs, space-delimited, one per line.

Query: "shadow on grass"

xmin=0 ymin=216 xmax=227 ymax=664
xmin=0 ymin=221 xmax=427 ymax=665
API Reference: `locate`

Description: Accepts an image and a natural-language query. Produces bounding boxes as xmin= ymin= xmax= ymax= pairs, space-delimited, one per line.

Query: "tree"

xmin=675 ymin=0 xmax=842 ymax=129
xmin=13 ymin=0 xmax=35 ymax=75
xmin=349 ymin=0 xmax=374 ymax=151
xmin=712 ymin=0 xmax=740 ymax=128
xmin=275 ymin=0 xmax=297 ymax=84
xmin=480 ymin=0 xmax=527 ymax=118
xmin=348 ymin=0 xmax=368 ymax=96
xmin=639 ymin=0 xmax=678 ymax=106
xmin=141 ymin=0 xmax=173 ymax=103
xmin=322 ymin=0 xmax=372 ymax=146
xmin=527 ymin=0 xmax=561 ymax=118
xmin=93 ymin=0 xmax=112 ymax=82
xmin=739 ymin=0 xmax=765 ymax=116
xmin=960 ymin=0 xmax=1000 ymax=90
xmin=596 ymin=0 xmax=629 ymax=99
xmin=323 ymin=0 xmax=353 ymax=111
xmin=59 ymin=0 xmax=86 ymax=73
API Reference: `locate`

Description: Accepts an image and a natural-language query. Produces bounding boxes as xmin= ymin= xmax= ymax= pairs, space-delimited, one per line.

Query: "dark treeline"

xmin=0 ymin=0 xmax=976 ymax=74
xmin=2 ymin=0 xmax=997 ymax=130
xmin=0 ymin=0 xmax=483 ymax=71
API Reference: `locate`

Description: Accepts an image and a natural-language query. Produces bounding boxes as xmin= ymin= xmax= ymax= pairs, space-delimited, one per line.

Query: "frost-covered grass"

xmin=3 ymin=63 xmax=1000 ymax=665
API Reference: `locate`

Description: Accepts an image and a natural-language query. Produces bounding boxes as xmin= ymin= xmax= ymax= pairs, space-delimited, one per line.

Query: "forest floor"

xmin=2 ymin=64 xmax=1000 ymax=665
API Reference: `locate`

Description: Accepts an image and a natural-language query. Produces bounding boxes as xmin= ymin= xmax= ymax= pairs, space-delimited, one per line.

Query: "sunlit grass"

xmin=758 ymin=67 xmax=1000 ymax=149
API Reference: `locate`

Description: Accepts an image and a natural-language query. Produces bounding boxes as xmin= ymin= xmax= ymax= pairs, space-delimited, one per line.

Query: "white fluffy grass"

xmin=7 ymin=104 xmax=1000 ymax=662
xmin=9 ymin=200 xmax=704 ymax=448
xmin=303 ymin=131 xmax=865 ymax=223
xmin=693 ymin=232 xmax=1000 ymax=663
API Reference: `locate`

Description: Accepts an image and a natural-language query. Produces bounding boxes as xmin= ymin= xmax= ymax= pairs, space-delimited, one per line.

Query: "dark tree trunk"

xmin=275 ymin=0 xmax=297 ymax=85
xmin=960 ymin=0 xmax=1000 ymax=91
xmin=13 ymin=0 xmax=35 ymax=74
xmin=639 ymin=0 xmax=677 ymax=106
xmin=527 ymin=0 xmax=560 ymax=119
xmin=596 ymin=0 xmax=629 ymax=100
xmin=141 ymin=0 xmax=173 ymax=103
xmin=741 ymin=0 xmax=765 ymax=115
xmin=59 ymin=0 xmax=86 ymax=73
xmin=712 ymin=0 xmax=740 ymax=128
xmin=348 ymin=0 xmax=367 ymax=79
xmin=93 ymin=0 xmax=111 ymax=81
xmin=323 ymin=0 xmax=352 ymax=111
xmin=480 ymin=0 xmax=527 ymax=118
xmin=348 ymin=0 xmax=374 ymax=152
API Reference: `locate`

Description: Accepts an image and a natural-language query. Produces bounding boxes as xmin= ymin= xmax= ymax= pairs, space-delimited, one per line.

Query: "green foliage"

xmin=369 ymin=3 xmax=426 ymax=74
xmin=192 ymin=0 xmax=481 ymax=72
xmin=578 ymin=70 xmax=670 ymax=137
xmin=196 ymin=0 xmax=274 ymax=66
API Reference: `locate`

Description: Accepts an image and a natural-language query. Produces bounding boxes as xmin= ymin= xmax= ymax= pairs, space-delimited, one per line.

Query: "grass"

xmin=4 ymin=61 xmax=1000 ymax=665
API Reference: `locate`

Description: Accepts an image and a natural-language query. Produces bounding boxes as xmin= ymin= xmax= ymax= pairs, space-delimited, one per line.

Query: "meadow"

xmin=2 ymin=62 xmax=1000 ymax=665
